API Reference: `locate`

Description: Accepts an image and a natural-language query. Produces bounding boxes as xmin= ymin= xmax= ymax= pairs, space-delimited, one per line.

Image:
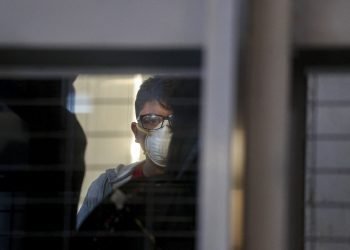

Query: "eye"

xmin=141 ymin=115 xmax=163 ymax=129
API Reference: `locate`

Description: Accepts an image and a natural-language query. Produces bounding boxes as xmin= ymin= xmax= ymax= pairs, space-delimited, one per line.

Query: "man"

xmin=77 ymin=76 xmax=176 ymax=227
xmin=73 ymin=77 xmax=200 ymax=250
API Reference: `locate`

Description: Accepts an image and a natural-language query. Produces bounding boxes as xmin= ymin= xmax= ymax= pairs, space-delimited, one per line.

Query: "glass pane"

xmin=305 ymin=72 xmax=350 ymax=250
xmin=0 ymin=74 xmax=201 ymax=250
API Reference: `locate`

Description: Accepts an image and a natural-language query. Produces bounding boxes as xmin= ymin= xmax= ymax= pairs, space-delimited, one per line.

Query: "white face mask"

xmin=143 ymin=120 xmax=173 ymax=167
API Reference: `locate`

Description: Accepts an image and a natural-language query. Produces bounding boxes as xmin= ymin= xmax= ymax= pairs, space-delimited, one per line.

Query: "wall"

xmin=0 ymin=0 xmax=203 ymax=47
xmin=294 ymin=0 xmax=350 ymax=46
xmin=73 ymin=74 xmax=144 ymax=208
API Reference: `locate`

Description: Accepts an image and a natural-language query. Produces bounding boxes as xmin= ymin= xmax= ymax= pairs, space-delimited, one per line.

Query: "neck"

xmin=141 ymin=159 xmax=165 ymax=177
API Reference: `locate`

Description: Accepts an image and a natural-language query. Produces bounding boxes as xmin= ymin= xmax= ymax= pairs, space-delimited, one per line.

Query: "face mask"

xmin=141 ymin=120 xmax=172 ymax=167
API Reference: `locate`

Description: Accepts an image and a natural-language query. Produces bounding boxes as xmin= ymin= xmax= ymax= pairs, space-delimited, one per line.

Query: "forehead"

xmin=139 ymin=100 xmax=172 ymax=117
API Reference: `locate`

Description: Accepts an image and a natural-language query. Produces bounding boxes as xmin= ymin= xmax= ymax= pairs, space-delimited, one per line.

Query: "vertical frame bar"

xmin=198 ymin=0 xmax=242 ymax=249
xmin=243 ymin=0 xmax=292 ymax=249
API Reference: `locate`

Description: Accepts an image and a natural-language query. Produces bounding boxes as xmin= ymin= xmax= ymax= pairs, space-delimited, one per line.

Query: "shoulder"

xmin=85 ymin=172 xmax=109 ymax=198
xmin=86 ymin=162 xmax=142 ymax=198
xmin=106 ymin=162 xmax=142 ymax=188
xmin=77 ymin=172 xmax=109 ymax=227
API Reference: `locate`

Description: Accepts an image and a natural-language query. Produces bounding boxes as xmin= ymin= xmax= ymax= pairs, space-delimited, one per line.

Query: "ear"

xmin=131 ymin=122 xmax=141 ymax=143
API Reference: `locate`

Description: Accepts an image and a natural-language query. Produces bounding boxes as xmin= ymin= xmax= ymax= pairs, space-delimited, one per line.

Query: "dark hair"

xmin=166 ymin=78 xmax=200 ymax=178
xmin=135 ymin=76 xmax=177 ymax=117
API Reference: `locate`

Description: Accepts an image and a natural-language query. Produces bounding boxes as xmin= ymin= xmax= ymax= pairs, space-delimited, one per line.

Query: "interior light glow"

xmin=130 ymin=74 xmax=143 ymax=162
xmin=72 ymin=93 xmax=93 ymax=114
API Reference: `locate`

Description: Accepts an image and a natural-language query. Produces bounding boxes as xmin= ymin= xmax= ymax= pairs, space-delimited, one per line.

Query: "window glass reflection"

xmin=0 ymin=75 xmax=200 ymax=250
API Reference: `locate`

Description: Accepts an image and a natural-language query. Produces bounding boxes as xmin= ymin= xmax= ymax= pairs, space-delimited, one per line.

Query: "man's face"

xmin=131 ymin=100 xmax=172 ymax=153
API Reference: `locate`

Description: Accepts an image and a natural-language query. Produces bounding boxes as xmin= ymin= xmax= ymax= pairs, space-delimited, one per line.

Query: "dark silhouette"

xmin=0 ymin=79 xmax=86 ymax=250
